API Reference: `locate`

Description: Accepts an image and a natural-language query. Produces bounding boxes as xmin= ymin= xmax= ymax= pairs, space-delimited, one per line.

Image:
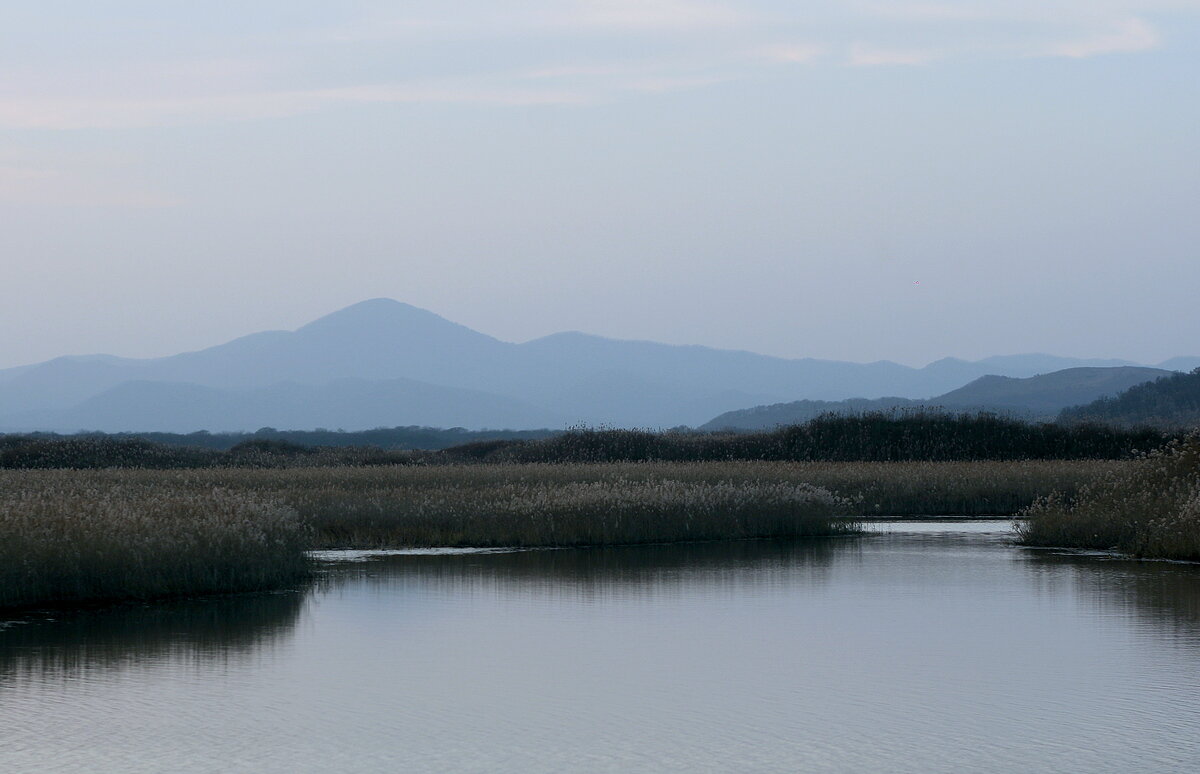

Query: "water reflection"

xmin=1024 ymin=548 xmax=1200 ymax=641
xmin=4 ymin=525 xmax=1200 ymax=774
xmin=322 ymin=537 xmax=846 ymax=603
xmin=0 ymin=589 xmax=305 ymax=682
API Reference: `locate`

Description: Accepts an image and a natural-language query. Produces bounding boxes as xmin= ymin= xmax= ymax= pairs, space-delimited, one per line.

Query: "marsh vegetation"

xmin=0 ymin=458 xmax=1123 ymax=609
xmin=2 ymin=413 xmax=1158 ymax=610
xmin=186 ymin=460 xmax=1112 ymax=546
xmin=0 ymin=482 xmax=308 ymax=610
xmin=1018 ymin=433 xmax=1200 ymax=560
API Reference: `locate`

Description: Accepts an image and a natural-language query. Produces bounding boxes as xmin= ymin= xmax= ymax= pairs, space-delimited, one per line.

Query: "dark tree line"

xmin=1060 ymin=369 xmax=1200 ymax=431
xmin=0 ymin=412 xmax=1173 ymax=469
xmin=468 ymin=413 xmax=1169 ymax=464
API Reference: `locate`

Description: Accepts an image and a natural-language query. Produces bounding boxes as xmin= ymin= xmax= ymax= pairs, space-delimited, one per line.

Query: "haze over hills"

xmin=1157 ymin=357 xmax=1200 ymax=372
xmin=935 ymin=367 xmax=1175 ymax=415
xmin=0 ymin=299 xmax=1194 ymax=432
xmin=701 ymin=367 xmax=1174 ymax=430
xmin=9 ymin=379 xmax=565 ymax=434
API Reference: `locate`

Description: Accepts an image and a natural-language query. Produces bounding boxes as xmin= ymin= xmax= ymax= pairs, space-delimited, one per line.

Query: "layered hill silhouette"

xmin=1060 ymin=369 xmax=1200 ymax=430
xmin=0 ymin=299 xmax=1193 ymax=432
xmin=702 ymin=367 xmax=1174 ymax=430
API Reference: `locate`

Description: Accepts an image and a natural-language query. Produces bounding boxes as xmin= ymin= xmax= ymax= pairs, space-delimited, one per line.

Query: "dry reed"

xmin=0 ymin=477 xmax=309 ymax=610
xmin=1018 ymin=433 xmax=1200 ymax=559
xmin=1 ymin=459 xmax=1119 ymax=608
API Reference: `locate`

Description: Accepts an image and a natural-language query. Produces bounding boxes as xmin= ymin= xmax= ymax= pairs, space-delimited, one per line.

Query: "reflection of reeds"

xmin=1018 ymin=433 xmax=1200 ymax=560
xmin=0 ymin=478 xmax=309 ymax=610
xmin=0 ymin=588 xmax=305 ymax=680
xmin=1024 ymin=549 xmax=1200 ymax=636
xmin=326 ymin=538 xmax=844 ymax=603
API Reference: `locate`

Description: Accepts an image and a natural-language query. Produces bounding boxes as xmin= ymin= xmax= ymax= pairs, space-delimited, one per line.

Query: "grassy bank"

xmin=0 ymin=482 xmax=309 ymax=610
xmin=1018 ymin=434 xmax=1200 ymax=560
xmin=2 ymin=459 xmax=1121 ymax=610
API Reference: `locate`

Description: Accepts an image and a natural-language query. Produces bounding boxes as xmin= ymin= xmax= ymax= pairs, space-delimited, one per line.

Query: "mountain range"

xmin=1 ymin=299 xmax=1195 ymax=432
xmin=702 ymin=366 xmax=1174 ymax=430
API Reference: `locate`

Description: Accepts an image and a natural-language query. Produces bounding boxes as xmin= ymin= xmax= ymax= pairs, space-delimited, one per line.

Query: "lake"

xmin=3 ymin=521 xmax=1199 ymax=773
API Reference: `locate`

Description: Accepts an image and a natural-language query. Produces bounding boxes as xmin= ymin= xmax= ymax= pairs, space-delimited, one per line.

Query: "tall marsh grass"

xmin=264 ymin=460 xmax=1105 ymax=546
xmin=1018 ymin=433 xmax=1200 ymax=560
xmin=287 ymin=475 xmax=856 ymax=548
xmin=1 ymin=459 xmax=1120 ymax=609
xmin=0 ymin=477 xmax=309 ymax=610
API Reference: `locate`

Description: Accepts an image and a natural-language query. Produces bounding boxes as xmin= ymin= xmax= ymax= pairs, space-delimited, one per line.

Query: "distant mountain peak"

xmin=299 ymin=298 xmax=434 ymax=330
xmin=294 ymin=298 xmax=502 ymax=344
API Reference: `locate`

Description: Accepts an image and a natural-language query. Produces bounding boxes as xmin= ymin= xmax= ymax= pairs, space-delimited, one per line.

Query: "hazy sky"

xmin=2 ymin=1 xmax=1198 ymax=369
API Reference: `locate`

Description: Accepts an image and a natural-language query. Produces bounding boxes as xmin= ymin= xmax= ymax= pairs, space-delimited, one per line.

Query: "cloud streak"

xmin=849 ymin=43 xmax=942 ymax=67
xmin=0 ymin=84 xmax=596 ymax=131
xmin=1049 ymin=17 xmax=1161 ymax=57
xmin=0 ymin=1 xmax=1192 ymax=132
xmin=569 ymin=0 xmax=750 ymax=29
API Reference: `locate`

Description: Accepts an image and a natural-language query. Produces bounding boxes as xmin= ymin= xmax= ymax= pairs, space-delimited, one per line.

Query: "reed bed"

xmin=1018 ymin=433 xmax=1200 ymax=560
xmin=178 ymin=458 xmax=1116 ymax=523
xmin=1 ymin=466 xmax=860 ymax=552
xmin=0 ymin=478 xmax=309 ymax=610
xmin=305 ymin=477 xmax=856 ymax=547
xmin=1 ymin=459 xmax=1120 ymax=608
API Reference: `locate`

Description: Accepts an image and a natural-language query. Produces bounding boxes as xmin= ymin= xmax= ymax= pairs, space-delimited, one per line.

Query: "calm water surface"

xmin=3 ymin=521 xmax=1200 ymax=773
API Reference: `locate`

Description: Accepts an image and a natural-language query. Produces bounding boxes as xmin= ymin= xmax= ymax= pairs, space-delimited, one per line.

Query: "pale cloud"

xmin=570 ymin=0 xmax=749 ymax=29
xmin=0 ymin=92 xmax=313 ymax=131
xmin=526 ymin=62 xmax=659 ymax=78
xmin=1049 ymin=16 xmax=1161 ymax=57
xmin=854 ymin=1 xmax=1186 ymax=59
xmin=622 ymin=74 xmax=733 ymax=92
xmin=325 ymin=0 xmax=749 ymax=42
xmin=0 ymin=1 xmax=1194 ymax=133
xmin=760 ymin=44 xmax=827 ymax=64
xmin=862 ymin=1 xmax=1196 ymax=24
xmin=307 ymin=83 xmax=592 ymax=108
xmin=849 ymin=43 xmax=942 ymax=66
xmin=0 ymin=84 xmax=593 ymax=131
xmin=524 ymin=55 xmax=745 ymax=94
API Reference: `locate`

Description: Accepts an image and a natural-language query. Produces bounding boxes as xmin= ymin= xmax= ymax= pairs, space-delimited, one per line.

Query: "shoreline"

xmin=1 ymin=461 xmax=1115 ymax=611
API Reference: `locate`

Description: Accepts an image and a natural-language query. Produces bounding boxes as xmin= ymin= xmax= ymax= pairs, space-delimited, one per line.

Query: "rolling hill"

xmin=1060 ymin=369 xmax=1200 ymax=430
xmin=702 ymin=367 xmax=1174 ymax=430
xmin=934 ymin=367 xmax=1173 ymax=414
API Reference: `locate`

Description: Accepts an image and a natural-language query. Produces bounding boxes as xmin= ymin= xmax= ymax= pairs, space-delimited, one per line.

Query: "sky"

xmin=2 ymin=1 xmax=1198 ymax=369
